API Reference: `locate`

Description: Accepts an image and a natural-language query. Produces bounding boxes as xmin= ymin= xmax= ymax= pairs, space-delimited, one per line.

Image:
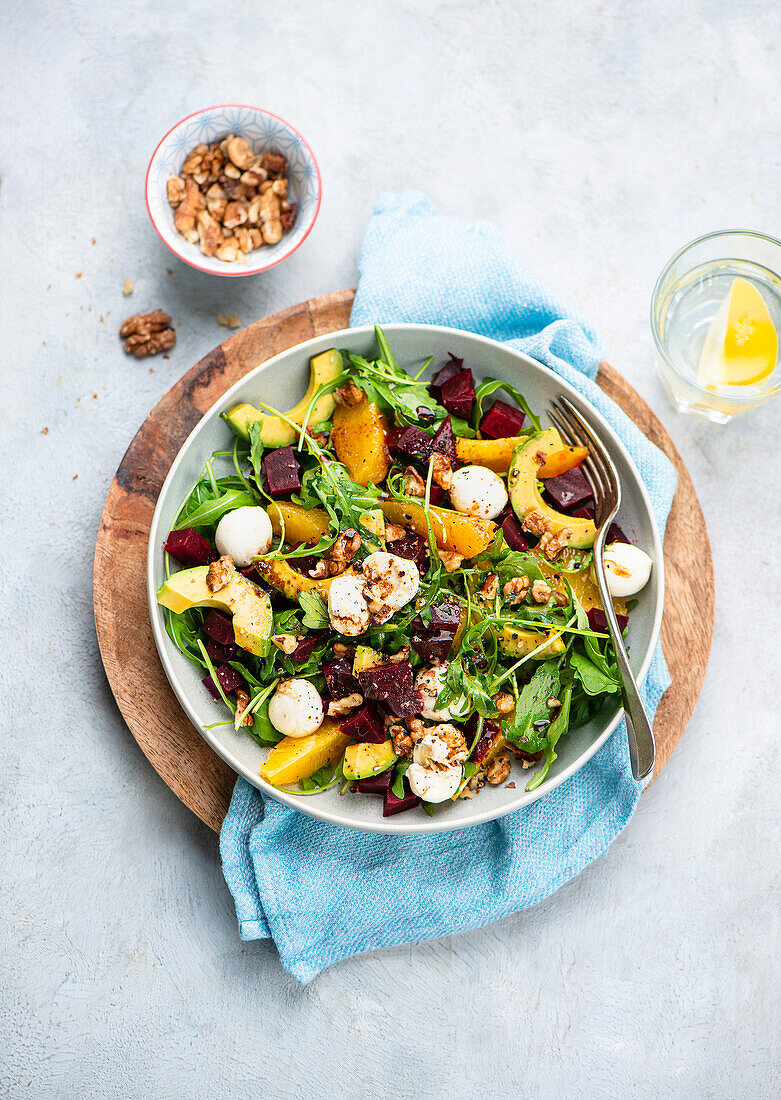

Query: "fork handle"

xmin=593 ymin=538 xmax=656 ymax=781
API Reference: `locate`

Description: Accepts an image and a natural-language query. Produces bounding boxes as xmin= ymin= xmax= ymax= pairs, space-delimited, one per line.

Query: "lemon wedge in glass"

xmin=697 ymin=277 xmax=777 ymax=388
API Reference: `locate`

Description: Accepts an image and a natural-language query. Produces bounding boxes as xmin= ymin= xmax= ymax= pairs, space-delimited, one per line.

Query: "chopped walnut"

xmin=271 ymin=633 xmax=299 ymax=655
xmin=384 ymin=522 xmax=407 ymax=542
xmin=389 ymin=724 xmax=413 ymax=757
xmin=541 ymin=528 xmax=573 ymax=561
xmin=405 ymin=717 xmax=427 ymax=743
xmin=234 ymin=689 xmax=254 ymax=728
xmin=331 ymin=529 xmax=361 ymax=564
xmin=122 ymin=278 xmax=134 ymax=296
xmin=485 ymin=752 xmax=512 ymax=785
xmin=437 ymin=549 xmax=464 ymax=573
xmin=554 ymin=590 xmax=569 ymax=606
xmin=502 ymin=576 xmax=530 ymax=604
xmin=217 ymin=313 xmax=241 ymax=329
xmin=388 ymin=648 xmax=410 ymax=663
xmin=206 ymin=555 xmax=235 ymax=593
xmin=493 ymin=691 xmax=515 ymax=715
xmin=402 ymin=466 xmax=427 ymax=497
xmin=478 ymin=573 xmax=499 ymax=601
xmin=430 ymin=453 xmax=454 ymax=491
xmin=168 ymin=138 xmax=295 ymax=261
xmin=332 ymin=642 xmax=351 ymax=658
xmin=334 ymin=380 xmax=364 ymax=407
xmin=522 ymin=509 xmax=551 ymax=537
xmin=225 ymin=135 xmax=255 ymax=170
xmin=119 ymin=310 xmax=176 ymax=358
xmin=531 ymin=579 xmax=553 ymax=604
xmin=327 ymin=692 xmax=364 ymax=717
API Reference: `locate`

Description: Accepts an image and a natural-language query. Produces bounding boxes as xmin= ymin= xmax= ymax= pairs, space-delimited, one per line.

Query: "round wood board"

xmin=94 ymin=290 xmax=714 ymax=834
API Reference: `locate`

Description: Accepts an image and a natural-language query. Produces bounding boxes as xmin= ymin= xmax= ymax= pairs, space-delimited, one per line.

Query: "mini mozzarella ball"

xmin=267 ymin=679 xmax=324 ymax=738
xmin=415 ymin=664 xmax=467 ymax=722
xmin=327 ymin=573 xmax=370 ymax=636
xmin=407 ymin=762 xmax=462 ymax=803
xmin=362 ymin=552 xmax=420 ymax=613
xmin=214 ymin=506 xmax=273 ymax=567
xmin=449 ymin=465 xmax=508 ymax=520
xmin=602 ymin=542 xmax=653 ymax=598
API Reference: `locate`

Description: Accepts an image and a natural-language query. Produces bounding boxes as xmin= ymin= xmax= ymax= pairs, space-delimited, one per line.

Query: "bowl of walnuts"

xmin=145 ymin=104 xmax=321 ymax=276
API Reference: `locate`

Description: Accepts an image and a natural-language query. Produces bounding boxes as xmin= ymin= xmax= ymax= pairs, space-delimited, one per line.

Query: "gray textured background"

xmin=2 ymin=1 xmax=779 ymax=1097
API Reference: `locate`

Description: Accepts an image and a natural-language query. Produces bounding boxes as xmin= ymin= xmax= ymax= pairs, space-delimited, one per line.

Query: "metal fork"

xmin=548 ymin=395 xmax=656 ymax=780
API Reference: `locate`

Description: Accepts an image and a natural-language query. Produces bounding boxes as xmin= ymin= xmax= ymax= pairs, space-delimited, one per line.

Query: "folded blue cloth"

xmin=221 ymin=191 xmax=678 ymax=983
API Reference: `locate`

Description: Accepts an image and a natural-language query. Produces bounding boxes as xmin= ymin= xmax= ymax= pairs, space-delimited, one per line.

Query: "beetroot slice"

xmin=480 ymin=400 xmax=527 ymax=439
xmin=410 ymin=628 xmax=454 ymax=664
xmin=386 ymin=425 xmax=434 ymax=464
xmin=606 ymin=522 xmax=630 ymax=544
xmin=323 ymin=656 xmax=361 ymax=699
xmin=440 ymin=369 xmax=476 ymax=420
xmin=202 ymin=610 xmax=236 ymax=646
xmin=543 ymin=466 xmax=593 ymax=511
xmin=205 ymin=638 xmax=238 ymax=664
xmin=203 ymin=663 xmax=245 ymax=699
xmin=357 ymin=661 xmax=421 ymax=717
xmin=389 ymin=531 xmax=429 ymax=571
xmin=428 ymin=484 xmax=447 ymax=506
xmin=383 ymin=784 xmax=422 ymax=817
xmin=340 ymin=703 xmax=386 ymax=744
xmin=289 ymin=634 xmax=324 ymax=663
xmin=262 ymin=446 xmax=302 ymax=499
xmin=500 ymin=512 xmax=530 ymax=551
xmin=431 ymin=417 xmax=457 ymax=461
xmin=472 ymin=719 xmax=502 ymax=763
xmin=355 ymin=769 xmax=394 ymax=795
xmin=587 ymin=607 xmax=629 ymax=635
xmin=165 ymin=527 xmax=216 ymax=567
xmin=570 ymin=504 xmax=596 ymax=521
xmin=428 ymin=355 xmax=464 ymax=403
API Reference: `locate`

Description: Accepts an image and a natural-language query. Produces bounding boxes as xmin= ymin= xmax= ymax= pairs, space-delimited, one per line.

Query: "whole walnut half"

xmin=119 ymin=310 xmax=176 ymax=358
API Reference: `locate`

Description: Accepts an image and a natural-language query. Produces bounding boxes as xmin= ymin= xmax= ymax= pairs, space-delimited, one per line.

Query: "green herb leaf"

xmin=570 ymin=649 xmax=621 ymax=696
xmin=175 ymin=489 xmax=256 ymax=530
xmin=299 ymin=590 xmax=330 ymax=630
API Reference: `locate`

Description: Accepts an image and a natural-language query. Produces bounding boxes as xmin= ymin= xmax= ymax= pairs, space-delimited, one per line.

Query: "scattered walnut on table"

xmin=119 ymin=310 xmax=176 ymax=358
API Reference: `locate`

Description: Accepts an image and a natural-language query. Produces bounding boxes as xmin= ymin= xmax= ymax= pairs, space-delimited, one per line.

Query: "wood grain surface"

xmin=93 ymin=290 xmax=714 ymax=833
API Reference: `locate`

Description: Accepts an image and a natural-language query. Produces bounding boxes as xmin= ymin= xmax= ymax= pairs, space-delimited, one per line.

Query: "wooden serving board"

xmin=93 ymin=290 xmax=714 ymax=834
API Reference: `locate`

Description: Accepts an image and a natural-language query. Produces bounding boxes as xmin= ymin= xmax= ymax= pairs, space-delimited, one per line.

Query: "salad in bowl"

xmin=155 ymin=328 xmax=655 ymax=820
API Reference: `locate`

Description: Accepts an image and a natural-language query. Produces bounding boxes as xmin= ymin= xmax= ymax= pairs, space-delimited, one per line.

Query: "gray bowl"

xmin=147 ymin=324 xmax=664 ymax=834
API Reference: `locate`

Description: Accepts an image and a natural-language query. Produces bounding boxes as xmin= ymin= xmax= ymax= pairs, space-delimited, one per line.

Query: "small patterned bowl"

xmin=145 ymin=104 xmax=321 ymax=277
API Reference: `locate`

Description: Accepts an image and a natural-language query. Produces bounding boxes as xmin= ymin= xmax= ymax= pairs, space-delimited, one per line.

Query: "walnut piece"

xmin=493 ymin=691 xmax=515 ymax=715
xmin=327 ymin=692 xmax=364 ymax=717
xmin=478 ymin=573 xmax=498 ymax=601
xmin=502 ymin=576 xmax=530 ymax=604
xmin=259 ymin=188 xmax=283 ymax=244
xmin=226 ymin=136 xmax=255 ymax=170
xmin=402 ymin=466 xmax=427 ymax=497
xmin=234 ymin=689 xmax=254 ymax=728
xmin=384 ymin=522 xmax=407 ymax=542
xmin=522 ymin=509 xmax=550 ymax=537
xmin=437 ymin=549 xmax=464 ymax=573
xmin=389 ymin=724 xmax=414 ymax=757
xmin=531 ymin=579 xmax=553 ymax=604
xmin=334 ymin=380 xmax=365 ymax=407
xmin=206 ymin=555 xmax=235 ymax=593
xmin=271 ymin=634 xmax=299 ymax=655
xmin=119 ymin=310 xmax=176 ymax=358
xmin=430 ymin=453 xmax=454 ymax=491
xmin=485 ymin=752 xmax=512 ymax=785
xmin=166 ymin=176 xmax=186 ymax=206
xmin=541 ymin=528 xmax=573 ymax=561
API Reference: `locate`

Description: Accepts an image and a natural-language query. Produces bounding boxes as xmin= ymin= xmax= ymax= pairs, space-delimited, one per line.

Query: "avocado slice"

xmin=157 ymin=566 xmax=272 ymax=657
xmin=352 ymin=645 xmax=383 ymax=677
xmin=224 ymin=348 xmax=343 ymax=444
xmin=343 ymin=740 xmax=398 ymax=781
xmin=499 ymin=625 xmax=566 ymax=660
xmin=508 ymin=428 xmax=596 ymax=549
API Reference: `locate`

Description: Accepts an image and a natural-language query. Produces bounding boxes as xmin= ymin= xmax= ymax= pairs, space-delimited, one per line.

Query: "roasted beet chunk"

xmin=262 ymin=446 xmax=302 ymax=499
xmin=382 ymin=783 xmax=421 ymax=817
xmin=205 ymin=638 xmax=238 ymax=664
xmin=440 ymin=368 xmax=476 ymax=420
xmin=323 ymin=655 xmax=361 ymax=699
xmin=428 ymin=600 xmax=461 ymax=633
xmin=201 ymin=610 xmax=236 ymax=646
xmin=164 ymin=527 xmax=216 ymax=567
xmin=428 ymin=355 xmax=464 ymax=403
xmin=570 ymin=504 xmax=596 ymax=521
xmin=428 ymin=484 xmax=447 ymax=506
xmin=389 ymin=530 xmax=429 ymax=571
xmin=606 ymin=522 xmax=630 ymax=544
xmin=410 ymin=599 xmax=461 ymax=662
xmin=357 ymin=660 xmax=421 ymax=717
xmin=289 ymin=633 xmax=323 ymax=663
xmin=356 ymin=769 xmax=394 ymax=795
xmin=500 ymin=512 xmax=530 ymax=551
xmin=386 ymin=425 xmax=434 ymax=464
xmin=480 ymin=399 xmax=527 ymax=439
xmin=587 ymin=607 xmax=629 ymax=635
xmin=431 ymin=416 xmax=457 ymax=461
xmin=203 ymin=663 xmax=245 ymax=699
xmin=543 ymin=466 xmax=593 ymax=511
xmin=471 ymin=719 xmax=502 ymax=763
xmin=340 ymin=702 xmax=386 ymax=744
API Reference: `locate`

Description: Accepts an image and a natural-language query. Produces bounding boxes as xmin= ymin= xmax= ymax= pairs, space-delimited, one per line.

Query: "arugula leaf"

xmin=299 ymin=590 xmax=329 ymax=630
xmin=391 ymin=759 xmax=412 ymax=798
xmin=248 ymin=421 xmax=265 ymax=487
xmin=525 ymin=682 xmax=573 ymax=791
xmin=175 ymin=489 xmax=256 ymax=530
xmin=570 ymin=649 xmax=621 ymax=696
xmin=504 ymin=659 xmax=561 ymax=751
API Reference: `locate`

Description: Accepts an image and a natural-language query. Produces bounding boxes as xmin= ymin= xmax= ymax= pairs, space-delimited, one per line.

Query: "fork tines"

xmin=548 ymin=396 xmax=621 ymax=529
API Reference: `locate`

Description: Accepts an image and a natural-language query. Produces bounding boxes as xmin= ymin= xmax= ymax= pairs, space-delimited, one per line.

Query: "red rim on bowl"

xmin=144 ymin=104 xmax=322 ymax=277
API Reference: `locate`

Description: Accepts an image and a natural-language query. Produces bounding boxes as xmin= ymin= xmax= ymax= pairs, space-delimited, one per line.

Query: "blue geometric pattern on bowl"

xmin=147 ymin=106 xmax=321 ymax=276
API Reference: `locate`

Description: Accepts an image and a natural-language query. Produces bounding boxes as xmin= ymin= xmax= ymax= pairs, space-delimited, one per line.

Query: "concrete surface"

xmin=1 ymin=1 xmax=779 ymax=1097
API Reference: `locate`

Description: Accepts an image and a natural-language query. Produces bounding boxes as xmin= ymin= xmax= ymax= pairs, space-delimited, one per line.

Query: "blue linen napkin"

xmin=221 ymin=191 xmax=678 ymax=984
